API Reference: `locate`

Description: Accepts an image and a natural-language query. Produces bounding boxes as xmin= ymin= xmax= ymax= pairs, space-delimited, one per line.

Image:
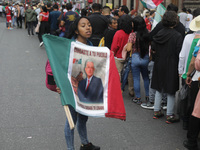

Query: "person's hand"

xmin=179 ymin=74 xmax=182 ymax=77
xmin=186 ymin=76 xmax=192 ymax=88
xmin=56 ymin=87 xmax=61 ymax=94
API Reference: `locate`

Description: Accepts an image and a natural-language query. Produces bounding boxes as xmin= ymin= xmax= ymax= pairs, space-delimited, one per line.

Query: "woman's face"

xmin=76 ymin=18 xmax=92 ymax=39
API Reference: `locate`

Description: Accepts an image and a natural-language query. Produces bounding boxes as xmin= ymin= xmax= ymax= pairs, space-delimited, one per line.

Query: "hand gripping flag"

xmin=140 ymin=0 xmax=163 ymax=9
xmin=43 ymin=34 xmax=126 ymax=120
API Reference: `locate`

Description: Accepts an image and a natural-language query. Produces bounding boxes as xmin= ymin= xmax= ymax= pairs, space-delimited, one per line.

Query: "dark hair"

xmin=41 ymin=6 xmax=47 ymax=12
xmin=92 ymin=3 xmax=102 ymax=11
xmin=66 ymin=17 xmax=91 ymax=39
xmin=108 ymin=17 xmax=117 ymax=25
xmin=81 ymin=8 xmax=88 ymax=17
xmin=103 ymin=6 xmax=110 ymax=11
xmin=167 ymin=3 xmax=178 ymax=13
xmin=118 ymin=15 xmax=132 ymax=34
xmin=53 ymin=4 xmax=58 ymax=9
xmin=193 ymin=8 xmax=200 ymax=17
xmin=112 ymin=10 xmax=119 ymax=16
xmin=162 ymin=11 xmax=178 ymax=27
xmin=66 ymin=3 xmax=72 ymax=10
xmin=150 ymin=10 xmax=155 ymax=15
xmin=187 ymin=9 xmax=192 ymax=14
xmin=47 ymin=2 xmax=51 ymax=8
xmin=182 ymin=7 xmax=187 ymax=12
xmin=132 ymin=16 xmax=150 ymax=58
xmin=120 ymin=5 xmax=129 ymax=14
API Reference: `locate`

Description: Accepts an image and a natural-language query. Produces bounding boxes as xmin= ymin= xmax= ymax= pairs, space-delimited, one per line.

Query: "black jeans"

xmin=17 ymin=15 xmax=22 ymax=28
xmin=38 ymin=21 xmax=50 ymax=43
xmin=27 ymin=22 xmax=34 ymax=35
xmin=187 ymin=115 xmax=200 ymax=144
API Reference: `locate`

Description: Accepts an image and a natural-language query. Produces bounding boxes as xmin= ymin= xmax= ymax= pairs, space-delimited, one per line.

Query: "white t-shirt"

xmin=179 ymin=12 xmax=188 ymax=27
xmin=0 ymin=5 xmax=2 ymax=12
xmin=186 ymin=14 xmax=193 ymax=28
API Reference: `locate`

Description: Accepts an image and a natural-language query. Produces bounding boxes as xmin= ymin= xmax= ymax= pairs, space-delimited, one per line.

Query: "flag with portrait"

xmin=43 ymin=34 xmax=126 ymax=120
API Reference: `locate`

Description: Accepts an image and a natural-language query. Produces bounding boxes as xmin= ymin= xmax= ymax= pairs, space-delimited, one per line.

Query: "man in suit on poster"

xmin=78 ymin=60 xmax=104 ymax=104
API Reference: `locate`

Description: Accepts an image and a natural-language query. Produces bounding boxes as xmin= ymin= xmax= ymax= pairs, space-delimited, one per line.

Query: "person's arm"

xmin=195 ymin=50 xmax=200 ymax=71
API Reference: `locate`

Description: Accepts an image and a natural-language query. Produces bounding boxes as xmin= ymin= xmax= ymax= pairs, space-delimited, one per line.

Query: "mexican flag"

xmin=140 ymin=0 xmax=163 ymax=9
xmin=151 ymin=3 xmax=166 ymax=30
xmin=43 ymin=34 xmax=126 ymax=120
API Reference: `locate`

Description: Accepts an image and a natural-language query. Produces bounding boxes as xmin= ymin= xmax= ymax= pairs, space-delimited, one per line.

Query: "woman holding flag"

xmin=56 ymin=17 xmax=100 ymax=150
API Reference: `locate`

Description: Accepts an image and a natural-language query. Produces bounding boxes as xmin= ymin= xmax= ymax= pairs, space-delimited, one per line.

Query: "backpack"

xmin=98 ymin=37 xmax=105 ymax=47
xmin=45 ymin=60 xmax=57 ymax=92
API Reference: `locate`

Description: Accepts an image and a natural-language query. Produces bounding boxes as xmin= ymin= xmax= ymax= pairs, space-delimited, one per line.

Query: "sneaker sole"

xmin=141 ymin=105 xmax=154 ymax=109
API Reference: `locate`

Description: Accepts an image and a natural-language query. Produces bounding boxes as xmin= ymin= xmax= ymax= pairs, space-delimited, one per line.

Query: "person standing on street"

xmin=49 ymin=4 xmax=61 ymax=35
xmin=88 ymin=3 xmax=108 ymax=46
xmin=25 ymin=6 xmax=37 ymax=36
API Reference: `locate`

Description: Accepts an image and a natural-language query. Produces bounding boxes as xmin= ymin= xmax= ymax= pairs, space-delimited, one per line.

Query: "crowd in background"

xmin=1 ymin=1 xmax=200 ymax=150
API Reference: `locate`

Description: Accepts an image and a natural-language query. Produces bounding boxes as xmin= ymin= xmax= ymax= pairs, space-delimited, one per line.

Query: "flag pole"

xmin=156 ymin=11 xmax=163 ymax=18
xmin=64 ymin=105 xmax=75 ymax=130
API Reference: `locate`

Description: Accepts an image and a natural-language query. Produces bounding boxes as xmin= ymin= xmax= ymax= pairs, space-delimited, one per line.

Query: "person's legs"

xmin=30 ymin=22 xmax=34 ymax=35
xmin=184 ymin=115 xmax=200 ymax=149
xmin=154 ymin=90 xmax=162 ymax=112
xmin=140 ymin=54 xmax=149 ymax=97
xmin=64 ymin=106 xmax=77 ymax=150
xmin=115 ymin=59 xmax=125 ymax=81
xmin=166 ymin=93 xmax=175 ymax=116
xmin=27 ymin=22 xmax=31 ymax=35
xmin=77 ymin=114 xmax=89 ymax=145
xmin=148 ymin=61 xmax=155 ymax=103
xmin=131 ymin=53 xmax=141 ymax=99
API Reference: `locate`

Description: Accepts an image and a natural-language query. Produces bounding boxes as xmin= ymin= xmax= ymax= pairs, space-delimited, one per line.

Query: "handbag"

xmin=35 ymin=21 xmax=40 ymax=33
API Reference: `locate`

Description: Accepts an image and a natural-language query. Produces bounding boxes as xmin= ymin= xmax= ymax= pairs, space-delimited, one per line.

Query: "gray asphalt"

xmin=0 ymin=16 xmax=194 ymax=150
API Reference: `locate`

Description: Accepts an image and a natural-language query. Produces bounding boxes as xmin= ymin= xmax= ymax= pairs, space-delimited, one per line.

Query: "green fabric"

xmin=42 ymin=34 xmax=75 ymax=108
xmin=140 ymin=0 xmax=147 ymax=8
xmin=182 ymin=38 xmax=200 ymax=79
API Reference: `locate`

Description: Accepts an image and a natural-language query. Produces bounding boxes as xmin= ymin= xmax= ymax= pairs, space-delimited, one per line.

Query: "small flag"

xmin=151 ymin=3 xmax=166 ymax=30
xmin=140 ymin=0 xmax=163 ymax=9
xmin=43 ymin=35 xmax=126 ymax=120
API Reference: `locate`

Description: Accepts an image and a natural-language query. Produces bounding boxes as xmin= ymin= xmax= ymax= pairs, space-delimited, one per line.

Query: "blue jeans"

xmin=131 ymin=53 xmax=149 ymax=98
xmin=121 ymin=57 xmax=131 ymax=91
xmin=65 ymin=105 xmax=89 ymax=150
xmin=154 ymin=90 xmax=175 ymax=115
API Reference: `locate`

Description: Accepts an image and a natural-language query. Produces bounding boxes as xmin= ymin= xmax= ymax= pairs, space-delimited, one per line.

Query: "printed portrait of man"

xmin=77 ymin=59 xmax=104 ymax=104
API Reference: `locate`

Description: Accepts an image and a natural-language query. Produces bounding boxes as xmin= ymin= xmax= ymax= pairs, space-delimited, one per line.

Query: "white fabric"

xmin=186 ymin=14 xmax=193 ymax=28
xmin=0 ymin=5 xmax=3 ymax=12
xmin=179 ymin=12 xmax=188 ymax=27
xmin=178 ymin=33 xmax=195 ymax=75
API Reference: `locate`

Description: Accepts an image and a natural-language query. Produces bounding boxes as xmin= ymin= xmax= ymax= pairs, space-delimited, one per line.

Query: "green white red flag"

xmin=140 ymin=0 xmax=163 ymax=9
xmin=43 ymin=34 xmax=126 ymax=120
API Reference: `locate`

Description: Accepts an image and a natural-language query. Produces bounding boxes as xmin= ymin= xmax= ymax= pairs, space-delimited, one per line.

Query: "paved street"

xmin=0 ymin=16 xmax=194 ymax=150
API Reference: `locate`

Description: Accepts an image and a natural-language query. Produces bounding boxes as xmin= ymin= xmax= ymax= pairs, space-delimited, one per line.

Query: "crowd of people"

xmin=1 ymin=1 xmax=200 ymax=150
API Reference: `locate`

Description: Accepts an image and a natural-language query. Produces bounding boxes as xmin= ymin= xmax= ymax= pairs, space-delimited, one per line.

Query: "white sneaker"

xmin=39 ymin=42 xmax=44 ymax=47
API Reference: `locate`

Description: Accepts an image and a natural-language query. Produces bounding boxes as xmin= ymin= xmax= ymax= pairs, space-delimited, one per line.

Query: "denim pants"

xmin=65 ymin=105 xmax=89 ymax=150
xmin=12 ymin=16 xmax=16 ymax=26
xmin=121 ymin=57 xmax=131 ymax=91
xmin=27 ymin=22 xmax=34 ymax=35
xmin=131 ymin=53 xmax=149 ymax=98
xmin=154 ymin=90 xmax=175 ymax=115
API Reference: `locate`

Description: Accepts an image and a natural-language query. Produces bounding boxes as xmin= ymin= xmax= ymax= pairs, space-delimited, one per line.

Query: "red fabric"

xmin=145 ymin=18 xmax=151 ymax=31
xmin=105 ymin=52 xmax=126 ymax=120
xmin=5 ymin=6 xmax=11 ymax=22
xmin=111 ymin=30 xmax=129 ymax=58
xmin=88 ymin=0 xmax=93 ymax=4
xmin=152 ymin=0 xmax=163 ymax=6
xmin=40 ymin=12 xmax=49 ymax=22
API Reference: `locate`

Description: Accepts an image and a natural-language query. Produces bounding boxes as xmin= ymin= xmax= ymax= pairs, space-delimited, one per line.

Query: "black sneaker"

xmin=183 ymin=140 xmax=198 ymax=150
xmin=80 ymin=143 xmax=100 ymax=150
xmin=166 ymin=115 xmax=180 ymax=124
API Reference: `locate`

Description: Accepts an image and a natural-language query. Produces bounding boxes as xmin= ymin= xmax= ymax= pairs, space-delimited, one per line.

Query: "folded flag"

xmin=43 ymin=34 xmax=126 ymax=120
xmin=140 ymin=0 xmax=163 ymax=9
